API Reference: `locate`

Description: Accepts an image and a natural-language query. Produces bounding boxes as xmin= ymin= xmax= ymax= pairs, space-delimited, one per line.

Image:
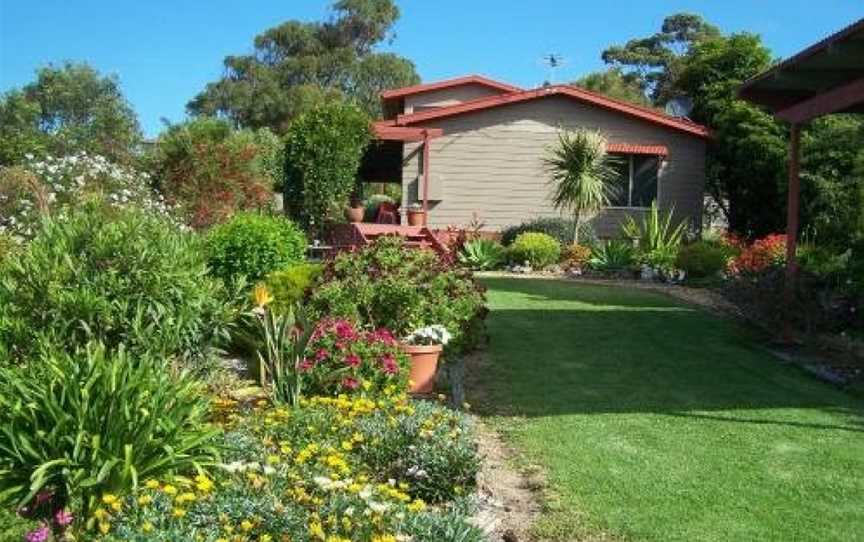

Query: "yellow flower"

xmin=162 ymin=484 xmax=178 ymax=495
xmin=137 ymin=495 xmax=153 ymax=506
xmin=141 ymin=521 xmax=154 ymax=533
xmin=92 ymin=508 xmax=109 ymax=521
xmin=241 ymin=519 xmax=254 ymax=532
xmin=371 ymin=535 xmax=397 ymax=542
xmin=99 ymin=522 xmax=111 ymax=534
xmin=308 ymin=520 xmax=326 ymax=540
xmin=253 ymin=283 xmax=273 ymax=308
xmin=260 ymin=535 xmax=273 ymax=542
xmin=144 ymin=480 xmax=160 ymax=490
xmin=176 ymin=492 xmax=197 ymax=504
xmin=195 ymin=474 xmax=214 ymax=493
xmin=172 ymin=507 xmax=187 ymax=518
xmin=101 ymin=494 xmax=119 ymax=506
xmin=407 ymin=498 xmax=427 ymax=512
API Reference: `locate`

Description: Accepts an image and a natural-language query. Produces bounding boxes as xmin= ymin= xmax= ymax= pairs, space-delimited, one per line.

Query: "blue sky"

xmin=1 ymin=1 xmax=860 ymax=137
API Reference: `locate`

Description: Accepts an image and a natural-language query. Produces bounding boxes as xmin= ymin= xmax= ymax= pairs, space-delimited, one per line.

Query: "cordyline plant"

xmin=0 ymin=343 xmax=219 ymax=518
xmin=544 ymin=129 xmax=619 ymax=244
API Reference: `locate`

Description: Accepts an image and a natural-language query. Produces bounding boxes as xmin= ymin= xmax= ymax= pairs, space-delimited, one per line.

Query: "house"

xmin=362 ymin=75 xmax=710 ymax=237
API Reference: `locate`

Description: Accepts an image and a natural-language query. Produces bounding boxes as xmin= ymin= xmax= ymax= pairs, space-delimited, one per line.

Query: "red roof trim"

xmin=381 ymin=75 xmax=522 ymax=99
xmin=607 ymin=143 xmax=668 ymax=156
xmin=372 ymin=123 xmax=443 ymax=142
xmin=394 ymin=85 xmax=710 ymax=139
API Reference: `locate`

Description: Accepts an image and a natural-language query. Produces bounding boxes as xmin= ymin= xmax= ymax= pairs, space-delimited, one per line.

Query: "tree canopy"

xmin=187 ymin=0 xmax=418 ymax=133
xmin=573 ymin=68 xmax=652 ymax=106
xmin=0 ymin=62 xmax=142 ymax=165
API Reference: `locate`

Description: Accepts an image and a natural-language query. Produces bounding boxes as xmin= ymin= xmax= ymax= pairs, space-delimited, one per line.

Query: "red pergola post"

xmin=783 ymin=123 xmax=801 ymax=341
xmin=421 ymin=130 xmax=431 ymax=215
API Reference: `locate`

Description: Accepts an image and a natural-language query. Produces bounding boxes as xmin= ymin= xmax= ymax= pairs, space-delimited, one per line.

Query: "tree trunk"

xmin=573 ymin=213 xmax=582 ymax=245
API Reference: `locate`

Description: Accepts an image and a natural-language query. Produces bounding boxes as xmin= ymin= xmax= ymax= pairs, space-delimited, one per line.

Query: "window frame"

xmin=604 ymin=153 xmax=663 ymax=210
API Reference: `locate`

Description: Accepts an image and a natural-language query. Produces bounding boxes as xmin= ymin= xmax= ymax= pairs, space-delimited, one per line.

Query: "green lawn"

xmin=476 ymin=277 xmax=864 ymax=542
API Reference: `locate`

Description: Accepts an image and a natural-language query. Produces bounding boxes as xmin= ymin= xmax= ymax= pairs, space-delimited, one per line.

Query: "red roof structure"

xmin=380 ymin=74 xmax=522 ymax=99
xmin=390 ymin=84 xmax=710 ymax=138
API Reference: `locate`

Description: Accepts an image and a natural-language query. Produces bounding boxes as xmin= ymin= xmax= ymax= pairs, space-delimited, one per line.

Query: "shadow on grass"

xmin=474 ymin=277 xmax=864 ymax=433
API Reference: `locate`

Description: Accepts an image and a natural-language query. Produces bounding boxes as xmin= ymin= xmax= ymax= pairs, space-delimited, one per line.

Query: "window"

xmin=607 ymin=154 xmax=660 ymax=208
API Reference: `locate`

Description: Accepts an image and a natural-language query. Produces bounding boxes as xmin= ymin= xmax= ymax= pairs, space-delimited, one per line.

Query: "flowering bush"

xmin=729 ymin=233 xmax=787 ymax=274
xmin=302 ymin=319 xmax=409 ymax=396
xmin=563 ymin=243 xmax=593 ymax=270
xmin=75 ymin=394 xmax=482 ymax=541
xmin=0 ymin=153 xmax=175 ymax=240
xmin=308 ymin=236 xmax=487 ymax=354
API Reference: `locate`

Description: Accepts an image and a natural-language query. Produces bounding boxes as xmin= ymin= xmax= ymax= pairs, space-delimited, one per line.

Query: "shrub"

xmin=563 ymin=243 xmax=593 ymax=270
xmin=0 ymin=343 xmax=219 ymax=519
xmin=0 ymin=204 xmax=233 ymax=365
xmin=0 ymin=155 xmax=175 ymax=240
xmin=206 ymin=212 xmax=307 ymax=287
xmin=589 ymin=240 xmax=636 ymax=271
xmin=283 ymin=102 xmax=371 ymax=229
xmin=507 ymin=232 xmax=561 ymax=269
xmin=501 ymin=216 xmax=595 ymax=246
xmin=149 ymin=118 xmax=275 ymax=229
xmin=458 ymin=238 xmax=505 ymax=270
xmin=621 ymin=203 xmax=686 ymax=265
xmin=301 ymin=318 xmax=409 ymax=396
xmin=307 ymin=236 xmax=486 ymax=353
xmin=264 ymin=263 xmax=323 ymax=314
xmin=676 ymin=241 xmax=729 ymax=278
xmin=729 ymin=233 xmax=787 ymax=274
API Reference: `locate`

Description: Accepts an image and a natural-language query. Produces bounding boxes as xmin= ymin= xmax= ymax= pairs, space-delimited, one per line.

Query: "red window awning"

xmin=607 ymin=143 xmax=668 ymax=156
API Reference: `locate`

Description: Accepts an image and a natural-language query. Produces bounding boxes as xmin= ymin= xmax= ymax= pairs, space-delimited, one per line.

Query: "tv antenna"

xmin=665 ymin=96 xmax=694 ymax=119
xmin=539 ymin=53 xmax=567 ymax=85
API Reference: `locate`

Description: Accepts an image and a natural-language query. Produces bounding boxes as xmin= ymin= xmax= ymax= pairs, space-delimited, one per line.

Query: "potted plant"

xmin=402 ymin=324 xmax=451 ymax=394
xmin=345 ymin=195 xmax=365 ymax=223
xmin=407 ymin=202 xmax=426 ymax=226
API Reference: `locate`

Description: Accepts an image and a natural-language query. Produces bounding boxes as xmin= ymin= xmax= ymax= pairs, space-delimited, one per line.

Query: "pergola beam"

xmin=775 ymin=76 xmax=864 ymax=123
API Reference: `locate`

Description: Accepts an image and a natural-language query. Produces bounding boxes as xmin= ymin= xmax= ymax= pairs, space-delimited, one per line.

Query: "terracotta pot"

xmin=402 ymin=343 xmax=442 ymax=394
xmin=407 ymin=209 xmax=426 ymax=226
xmin=345 ymin=205 xmax=364 ymax=223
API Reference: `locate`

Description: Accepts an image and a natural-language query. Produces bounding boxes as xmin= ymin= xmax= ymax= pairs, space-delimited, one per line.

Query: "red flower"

xmin=298 ymin=358 xmax=315 ymax=372
xmin=368 ymin=328 xmax=397 ymax=346
xmin=380 ymin=353 xmax=399 ymax=375
xmin=315 ymin=348 xmax=329 ymax=361
xmin=335 ymin=320 xmax=357 ymax=340
xmin=341 ymin=377 xmax=360 ymax=390
xmin=344 ymin=353 xmax=361 ymax=368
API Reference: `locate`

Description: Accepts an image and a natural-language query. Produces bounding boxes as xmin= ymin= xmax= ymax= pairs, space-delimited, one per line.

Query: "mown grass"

xmin=477 ymin=277 xmax=864 ymax=542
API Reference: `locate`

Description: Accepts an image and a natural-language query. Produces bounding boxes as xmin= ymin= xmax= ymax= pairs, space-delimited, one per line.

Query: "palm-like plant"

xmin=544 ymin=129 xmax=619 ymax=244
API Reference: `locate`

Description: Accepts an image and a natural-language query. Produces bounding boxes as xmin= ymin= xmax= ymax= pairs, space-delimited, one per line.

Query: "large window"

xmin=608 ymin=154 xmax=660 ymax=208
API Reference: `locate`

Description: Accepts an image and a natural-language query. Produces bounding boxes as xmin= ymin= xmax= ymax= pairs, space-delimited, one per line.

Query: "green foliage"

xmin=0 ymin=62 xmax=141 ymax=166
xmin=307 ymin=236 xmax=486 ymax=353
xmin=621 ymin=203 xmax=686 ymax=267
xmin=500 ymin=216 xmax=596 ymax=247
xmin=363 ymin=193 xmax=395 ymax=222
xmin=0 ymin=343 xmax=219 ymax=515
xmin=507 ymin=232 xmax=562 ymax=269
xmin=573 ymin=68 xmax=651 ymax=106
xmin=676 ymin=241 xmax=729 ymax=278
xmin=148 ymin=118 xmax=278 ymax=229
xmin=283 ymin=102 xmax=371 ymax=228
xmin=264 ymin=263 xmax=323 ymax=314
xmin=0 ymin=204 xmax=233 ymax=365
xmin=251 ymin=298 xmax=313 ymax=406
xmin=544 ymin=129 xmax=618 ymax=243
xmin=601 ymin=13 xmax=720 ymax=102
xmin=206 ymin=212 xmax=307 ymax=287
xmin=187 ymin=0 xmax=418 ymax=130
xmin=458 ymin=238 xmax=505 ymax=270
xmin=0 ymin=507 xmax=37 ymax=541
xmin=589 ymin=240 xmax=636 ymax=271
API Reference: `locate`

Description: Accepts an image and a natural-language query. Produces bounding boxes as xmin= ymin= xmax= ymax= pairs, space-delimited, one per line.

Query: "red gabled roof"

xmin=381 ymin=75 xmax=522 ymax=99
xmin=372 ymin=122 xmax=443 ymax=142
xmin=392 ymin=84 xmax=710 ymax=139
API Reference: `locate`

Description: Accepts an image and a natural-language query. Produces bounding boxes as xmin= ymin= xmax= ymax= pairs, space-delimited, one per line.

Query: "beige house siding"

xmin=401 ymin=95 xmax=706 ymax=237
xmin=403 ymin=84 xmax=507 ymax=114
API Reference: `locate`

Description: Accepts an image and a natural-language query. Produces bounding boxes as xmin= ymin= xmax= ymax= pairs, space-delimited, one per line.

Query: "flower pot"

xmin=402 ymin=343 xmax=442 ymax=394
xmin=407 ymin=209 xmax=426 ymax=226
xmin=345 ymin=205 xmax=364 ymax=223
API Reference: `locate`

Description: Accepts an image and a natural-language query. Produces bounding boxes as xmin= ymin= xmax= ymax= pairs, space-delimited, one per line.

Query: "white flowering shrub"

xmin=0 ymin=152 xmax=176 ymax=240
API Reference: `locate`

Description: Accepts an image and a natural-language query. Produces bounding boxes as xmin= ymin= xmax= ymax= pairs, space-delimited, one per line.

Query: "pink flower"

xmin=344 ymin=354 xmax=361 ymax=368
xmin=380 ymin=353 xmax=399 ymax=375
xmin=54 ymin=508 xmax=73 ymax=527
xmin=298 ymin=358 xmax=315 ymax=372
xmin=369 ymin=328 xmax=397 ymax=346
xmin=341 ymin=377 xmax=360 ymax=390
xmin=335 ymin=320 xmax=356 ymax=340
xmin=315 ymin=348 xmax=329 ymax=361
xmin=25 ymin=526 xmax=50 ymax=542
